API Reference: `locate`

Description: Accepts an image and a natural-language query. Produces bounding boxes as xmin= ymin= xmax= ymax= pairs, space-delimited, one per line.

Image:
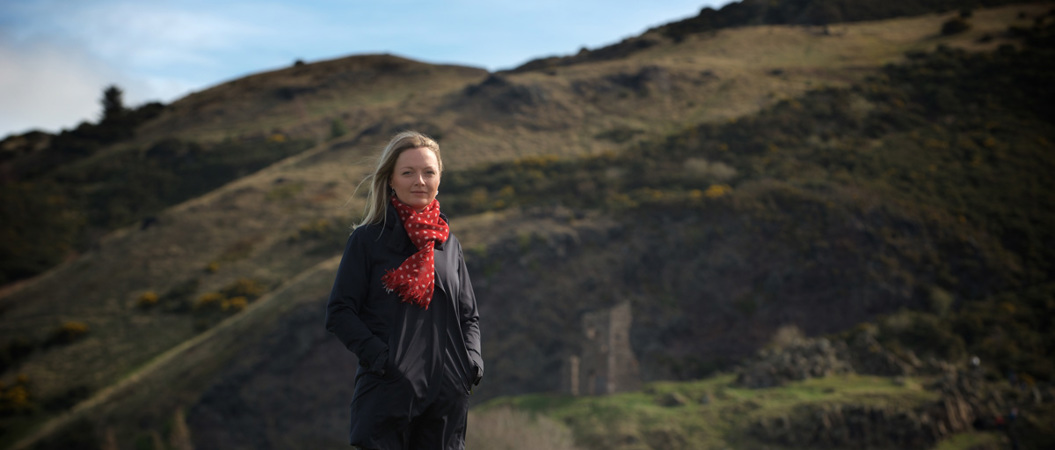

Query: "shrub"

xmin=769 ymin=325 xmax=807 ymax=349
xmin=0 ymin=337 xmax=35 ymax=372
xmin=47 ymin=321 xmax=89 ymax=346
xmin=221 ymin=278 xmax=267 ymax=300
xmin=0 ymin=182 xmax=83 ymax=284
xmin=193 ymin=292 xmax=225 ymax=311
xmin=704 ymin=184 xmax=732 ymax=198
xmin=137 ymin=291 xmax=159 ymax=308
xmin=160 ymin=278 xmax=199 ymax=313
xmin=224 ymin=296 xmax=249 ymax=312
xmin=330 ymin=119 xmax=348 ymax=139
xmin=941 ymin=18 xmax=971 ymax=36
xmin=927 ymin=286 xmax=954 ymax=317
xmin=192 ymin=279 xmax=266 ymax=317
xmin=879 ymin=310 xmax=966 ymax=361
xmin=952 ymin=283 xmax=1055 ymax=382
xmin=0 ymin=375 xmax=33 ymax=415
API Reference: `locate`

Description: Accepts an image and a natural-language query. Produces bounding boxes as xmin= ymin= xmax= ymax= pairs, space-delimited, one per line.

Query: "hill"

xmin=3 ymin=0 xmax=1040 ymax=287
xmin=509 ymin=0 xmax=1030 ymax=71
xmin=1 ymin=1 xmax=1054 ymax=449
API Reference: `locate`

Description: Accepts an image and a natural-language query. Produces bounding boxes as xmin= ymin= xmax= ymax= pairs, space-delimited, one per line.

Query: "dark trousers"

xmin=355 ymin=374 xmax=471 ymax=450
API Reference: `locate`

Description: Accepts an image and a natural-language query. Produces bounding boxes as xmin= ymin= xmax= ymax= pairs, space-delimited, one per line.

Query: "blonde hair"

xmin=356 ymin=131 xmax=443 ymax=228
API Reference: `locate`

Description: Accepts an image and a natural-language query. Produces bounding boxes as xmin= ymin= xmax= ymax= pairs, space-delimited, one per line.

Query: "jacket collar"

xmin=382 ymin=201 xmax=448 ymax=253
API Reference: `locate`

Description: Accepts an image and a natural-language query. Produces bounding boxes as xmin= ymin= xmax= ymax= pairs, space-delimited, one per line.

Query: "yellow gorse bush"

xmin=194 ymin=292 xmax=224 ymax=311
xmin=224 ymin=296 xmax=249 ymax=312
xmin=192 ymin=279 xmax=267 ymax=316
xmin=59 ymin=321 xmax=88 ymax=337
xmin=704 ymin=184 xmax=732 ymax=198
xmin=48 ymin=321 xmax=89 ymax=345
xmin=0 ymin=375 xmax=32 ymax=414
xmin=224 ymin=278 xmax=266 ymax=300
xmin=137 ymin=291 xmax=159 ymax=308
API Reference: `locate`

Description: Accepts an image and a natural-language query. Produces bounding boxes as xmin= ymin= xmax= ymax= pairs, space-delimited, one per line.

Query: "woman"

xmin=326 ymin=131 xmax=483 ymax=450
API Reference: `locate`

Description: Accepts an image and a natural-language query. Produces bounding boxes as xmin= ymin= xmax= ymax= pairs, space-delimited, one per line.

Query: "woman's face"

xmin=389 ymin=146 xmax=441 ymax=211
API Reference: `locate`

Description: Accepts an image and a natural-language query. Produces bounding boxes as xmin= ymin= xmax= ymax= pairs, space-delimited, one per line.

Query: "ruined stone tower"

xmin=565 ymin=301 xmax=640 ymax=395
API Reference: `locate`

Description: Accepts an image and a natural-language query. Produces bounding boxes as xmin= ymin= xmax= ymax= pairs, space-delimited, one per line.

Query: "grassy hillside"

xmin=512 ymin=0 xmax=1031 ymax=71
xmin=449 ymin=18 xmax=1055 ymax=400
xmin=0 ymin=1 xmax=1053 ymax=449
xmin=0 ymin=55 xmax=488 ymax=285
xmin=133 ymin=55 xmax=490 ymax=144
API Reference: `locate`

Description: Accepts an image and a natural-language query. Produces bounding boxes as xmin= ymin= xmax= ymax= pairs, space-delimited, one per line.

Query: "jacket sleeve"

xmin=456 ymin=243 xmax=484 ymax=385
xmin=326 ymin=229 xmax=388 ymax=374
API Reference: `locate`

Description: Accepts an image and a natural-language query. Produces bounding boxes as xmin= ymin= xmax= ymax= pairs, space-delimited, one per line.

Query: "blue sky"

xmin=0 ymin=0 xmax=731 ymax=138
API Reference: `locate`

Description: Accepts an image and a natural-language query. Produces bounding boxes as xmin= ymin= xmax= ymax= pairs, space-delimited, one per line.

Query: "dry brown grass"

xmin=466 ymin=407 xmax=581 ymax=450
xmin=133 ymin=54 xmax=490 ymax=144
xmin=7 ymin=255 xmax=342 ymax=450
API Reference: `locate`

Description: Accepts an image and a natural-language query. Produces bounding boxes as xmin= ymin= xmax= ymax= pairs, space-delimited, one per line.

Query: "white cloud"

xmin=0 ymin=0 xmax=268 ymax=136
xmin=0 ymin=35 xmax=121 ymax=136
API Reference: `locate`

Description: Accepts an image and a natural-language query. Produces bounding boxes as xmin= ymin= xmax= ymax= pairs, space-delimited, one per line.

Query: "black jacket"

xmin=326 ymin=205 xmax=483 ymax=447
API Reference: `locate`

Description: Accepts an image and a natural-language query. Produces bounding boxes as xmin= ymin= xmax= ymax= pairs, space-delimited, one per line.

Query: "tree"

xmin=101 ymin=85 xmax=126 ymax=123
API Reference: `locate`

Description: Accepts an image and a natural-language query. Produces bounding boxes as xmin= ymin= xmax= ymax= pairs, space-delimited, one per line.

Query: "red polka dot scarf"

xmin=382 ymin=197 xmax=450 ymax=309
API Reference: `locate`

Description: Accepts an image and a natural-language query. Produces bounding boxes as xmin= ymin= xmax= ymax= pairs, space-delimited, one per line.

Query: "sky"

xmin=0 ymin=0 xmax=732 ymax=138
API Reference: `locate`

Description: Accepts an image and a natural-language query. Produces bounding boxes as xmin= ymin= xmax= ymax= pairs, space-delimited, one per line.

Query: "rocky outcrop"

xmin=750 ymin=400 xmax=968 ymax=449
xmin=841 ymin=328 xmax=919 ymax=377
xmin=747 ymin=364 xmax=1026 ymax=449
xmin=735 ymin=337 xmax=852 ymax=388
xmin=735 ymin=328 xmax=921 ymax=388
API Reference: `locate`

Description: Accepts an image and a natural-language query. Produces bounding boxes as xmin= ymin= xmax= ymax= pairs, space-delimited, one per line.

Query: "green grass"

xmin=932 ymin=431 xmax=1006 ymax=450
xmin=477 ymin=374 xmax=941 ymax=449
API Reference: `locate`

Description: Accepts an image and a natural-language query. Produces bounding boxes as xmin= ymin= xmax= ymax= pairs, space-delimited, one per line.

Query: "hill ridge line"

xmin=0 ymin=136 xmax=354 ymax=304
xmin=167 ymin=138 xmax=345 ymax=215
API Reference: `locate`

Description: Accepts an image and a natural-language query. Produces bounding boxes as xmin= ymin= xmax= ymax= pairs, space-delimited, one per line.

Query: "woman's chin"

xmin=399 ymin=198 xmax=433 ymax=211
